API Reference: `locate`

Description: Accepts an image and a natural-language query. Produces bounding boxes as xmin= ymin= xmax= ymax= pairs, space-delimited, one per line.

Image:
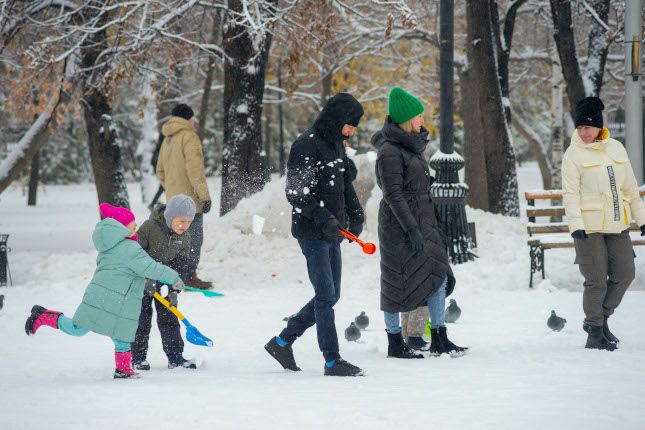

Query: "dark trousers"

xmin=186 ymin=213 xmax=204 ymax=275
xmin=131 ymin=256 xmax=190 ymax=361
xmin=279 ymin=239 xmax=342 ymax=362
xmin=574 ymin=230 xmax=635 ymax=326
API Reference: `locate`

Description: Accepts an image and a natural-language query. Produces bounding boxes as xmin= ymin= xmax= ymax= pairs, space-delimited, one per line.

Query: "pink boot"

xmin=114 ymin=351 xmax=140 ymax=379
xmin=25 ymin=305 xmax=62 ymax=335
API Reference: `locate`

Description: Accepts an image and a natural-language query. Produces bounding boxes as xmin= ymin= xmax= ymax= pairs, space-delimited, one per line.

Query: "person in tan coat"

xmin=157 ymin=104 xmax=213 ymax=290
xmin=562 ymin=96 xmax=645 ymax=351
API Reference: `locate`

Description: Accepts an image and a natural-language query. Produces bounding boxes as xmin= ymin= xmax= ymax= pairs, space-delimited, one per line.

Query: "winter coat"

xmin=563 ymin=128 xmax=645 ymax=234
xmin=157 ymin=117 xmax=210 ymax=213
xmin=137 ymin=205 xmax=191 ymax=265
xmin=374 ymin=117 xmax=455 ymax=313
xmin=72 ymin=218 xmax=181 ymax=342
xmin=286 ymin=94 xmax=365 ymax=241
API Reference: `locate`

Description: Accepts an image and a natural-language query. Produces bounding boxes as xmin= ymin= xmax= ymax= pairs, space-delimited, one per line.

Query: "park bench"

xmin=525 ymin=189 xmax=645 ymax=288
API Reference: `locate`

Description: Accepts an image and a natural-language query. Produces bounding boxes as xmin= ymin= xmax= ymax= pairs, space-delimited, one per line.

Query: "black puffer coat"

xmin=373 ymin=117 xmax=455 ymax=313
xmin=286 ymin=93 xmax=365 ymax=241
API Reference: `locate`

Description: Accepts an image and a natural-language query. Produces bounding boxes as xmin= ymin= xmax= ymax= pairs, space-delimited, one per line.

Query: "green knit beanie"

xmin=388 ymin=87 xmax=425 ymax=124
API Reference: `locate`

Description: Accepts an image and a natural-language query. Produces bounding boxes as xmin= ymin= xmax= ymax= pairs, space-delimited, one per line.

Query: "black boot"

xmin=387 ymin=331 xmax=423 ymax=359
xmin=584 ymin=325 xmax=617 ymax=351
xmin=603 ymin=316 xmax=619 ymax=344
xmin=429 ymin=328 xmax=446 ymax=356
xmin=324 ymin=358 xmax=364 ymax=377
xmin=407 ymin=336 xmax=431 ymax=351
xmin=438 ymin=326 xmax=468 ymax=356
xmin=264 ymin=337 xmax=301 ymax=371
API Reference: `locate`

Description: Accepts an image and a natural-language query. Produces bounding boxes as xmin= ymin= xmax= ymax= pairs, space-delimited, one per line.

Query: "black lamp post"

xmin=429 ymin=0 xmax=477 ymax=264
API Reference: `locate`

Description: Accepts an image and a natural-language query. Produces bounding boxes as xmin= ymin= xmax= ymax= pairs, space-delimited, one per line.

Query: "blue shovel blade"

xmin=181 ymin=318 xmax=214 ymax=347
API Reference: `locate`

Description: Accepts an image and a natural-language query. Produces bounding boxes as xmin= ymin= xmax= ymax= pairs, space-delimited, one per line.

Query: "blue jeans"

xmin=384 ymin=277 xmax=448 ymax=333
xmin=279 ymin=239 xmax=342 ymax=362
xmin=58 ymin=315 xmax=131 ymax=352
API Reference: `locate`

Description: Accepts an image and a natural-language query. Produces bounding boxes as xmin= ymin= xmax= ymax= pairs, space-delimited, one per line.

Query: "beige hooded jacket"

xmin=157 ymin=117 xmax=210 ymax=213
xmin=562 ymin=128 xmax=645 ymax=234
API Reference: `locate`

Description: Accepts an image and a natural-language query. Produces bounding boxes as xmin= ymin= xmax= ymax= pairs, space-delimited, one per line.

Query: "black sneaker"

xmin=168 ymin=354 xmax=197 ymax=369
xmin=324 ymin=358 xmax=364 ymax=377
xmin=264 ymin=337 xmax=301 ymax=371
xmin=133 ymin=359 xmax=150 ymax=371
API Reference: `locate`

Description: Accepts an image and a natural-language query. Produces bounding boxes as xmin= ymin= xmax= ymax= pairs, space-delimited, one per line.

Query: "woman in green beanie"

xmin=372 ymin=87 xmax=466 ymax=358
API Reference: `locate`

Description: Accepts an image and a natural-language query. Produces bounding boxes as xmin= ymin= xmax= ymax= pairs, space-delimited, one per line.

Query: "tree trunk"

xmin=81 ymin=23 xmax=129 ymax=208
xmin=137 ymin=75 xmax=159 ymax=206
xmin=0 ymin=76 xmax=71 ymax=195
xmin=264 ymin=104 xmax=273 ymax=175
xmin=27 ymin=151 xmax=40 ymax=206
xmin=220 ymin=0 xmax=277 ymax=215
xmin=278 ymin=63 xmax=286 ymax=176
xmin=584 ymin=0 xmax=611 ymax=95
xmin=511 ymin=113 xmax=553 ymax=190
xmin=464 ymin=0 xmax=519 ymax=216
xmin=550 ymin=46 xmax=565 ymax=190
xmin=549 ymin=0 xmax=587 ymax=117
xmin=198 ymin=16 xmax=222 ymax=142
xmin=461 ymin=69 xmax=490 ymax=210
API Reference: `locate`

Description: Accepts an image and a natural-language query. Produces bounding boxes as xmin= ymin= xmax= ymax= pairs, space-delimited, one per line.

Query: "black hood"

xmin=314 ymin=93 xmax=364 ymax=143
xmin=372 ymin=116 xmax=429 ymax=154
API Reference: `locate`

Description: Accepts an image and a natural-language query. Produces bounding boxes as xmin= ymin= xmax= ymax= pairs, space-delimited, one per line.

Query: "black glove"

xmin=320 ymin=215 xmax=341 ymax=242
xmin=144 ymin=279 xmax=157 ymax=297
xmin=348 ymin=223 xmax=363 ymax=240
xmin=202 ymin=200 xmax=212 ymax=214
xmin=408 ymin=228 xmax=425 ymax=252
xmin=167 ymin=292 xmax=178 ymax=308
xmin=170 ymin=278 xmax=185 ymax=292
xmin=571 ymin=230 xmax=588 ymax=240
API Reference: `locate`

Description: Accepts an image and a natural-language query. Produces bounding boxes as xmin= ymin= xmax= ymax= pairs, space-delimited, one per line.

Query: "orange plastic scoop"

xmin=339 ymin=229 xmax=377 ymax=255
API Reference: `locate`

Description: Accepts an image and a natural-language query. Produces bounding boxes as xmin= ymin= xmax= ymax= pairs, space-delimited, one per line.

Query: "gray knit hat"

xmin=164 ymin=194 xmax=196 ymax=228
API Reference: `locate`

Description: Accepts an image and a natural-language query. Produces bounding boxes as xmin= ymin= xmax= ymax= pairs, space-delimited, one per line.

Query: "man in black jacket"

xmin=265 ymin=93 xmax=365 ymax=377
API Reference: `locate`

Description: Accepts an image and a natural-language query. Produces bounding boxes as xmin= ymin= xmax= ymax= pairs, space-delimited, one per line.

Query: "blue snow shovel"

xmin=184 ymin=285 xmax=225 ymax=297
xmin=153 ymin=292 xmax=214 ymax=347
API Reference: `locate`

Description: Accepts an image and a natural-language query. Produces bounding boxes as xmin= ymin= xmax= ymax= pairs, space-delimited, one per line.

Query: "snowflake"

xmin=303 ymin=187 xmax=310 ymax=195
xmin=329 ymin=180 xmax=335 ymax=186
xmin=295 ymin=208 xmax=302 ymax=213
xmin=320 ymin=201 xmax=325 ymax=207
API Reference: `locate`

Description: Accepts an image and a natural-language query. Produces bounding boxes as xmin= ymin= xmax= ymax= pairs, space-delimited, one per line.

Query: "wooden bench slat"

xmin=527 ymin=222 xmax=642 ymax=235
xmin=526 ymin=207 xmax=566 ymax=218
xmin=525 ymin=189 xmax=645 ymax=200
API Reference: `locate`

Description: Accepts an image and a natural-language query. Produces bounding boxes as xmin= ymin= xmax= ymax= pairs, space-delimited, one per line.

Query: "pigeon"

xmin=354 ymin=311 xmax=369 ymax=330
xmin=0 ymin=294 xmax=3 ymax=311
xmin=547 ymin=310 xmax=567 ymax=332
xmin=445 ymin=299 xmax=461 ymax=323
xmin=344 ymin=322 xmax=361 ymax=342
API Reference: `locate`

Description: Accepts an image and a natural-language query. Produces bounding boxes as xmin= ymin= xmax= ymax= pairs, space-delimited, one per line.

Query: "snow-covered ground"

xmin=1 ymin=162 xmax=644 ymax=430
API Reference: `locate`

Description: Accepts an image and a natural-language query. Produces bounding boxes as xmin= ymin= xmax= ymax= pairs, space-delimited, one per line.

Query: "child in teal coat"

xmin=25 ymin=203 xmax=184 ymax=379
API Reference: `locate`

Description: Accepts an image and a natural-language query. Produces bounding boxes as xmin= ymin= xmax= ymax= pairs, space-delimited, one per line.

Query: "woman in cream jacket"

xmin=562 ymin=96 xmax=645 ymax=351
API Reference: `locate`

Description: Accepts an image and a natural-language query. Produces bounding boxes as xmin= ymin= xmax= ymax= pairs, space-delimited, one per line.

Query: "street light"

xmin=430 ymin=0 xmax=477 ymax=264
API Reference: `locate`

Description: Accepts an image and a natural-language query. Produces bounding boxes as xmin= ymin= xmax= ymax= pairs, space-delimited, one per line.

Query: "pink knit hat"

xmin=99 ymin=203 xmax=135 ymax=227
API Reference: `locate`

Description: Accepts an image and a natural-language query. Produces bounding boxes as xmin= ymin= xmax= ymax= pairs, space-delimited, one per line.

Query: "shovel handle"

xmin=338 ymin=228 xmax=363 ymax=245
xmin=153 ymin=291 xmax=185 ymax=321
